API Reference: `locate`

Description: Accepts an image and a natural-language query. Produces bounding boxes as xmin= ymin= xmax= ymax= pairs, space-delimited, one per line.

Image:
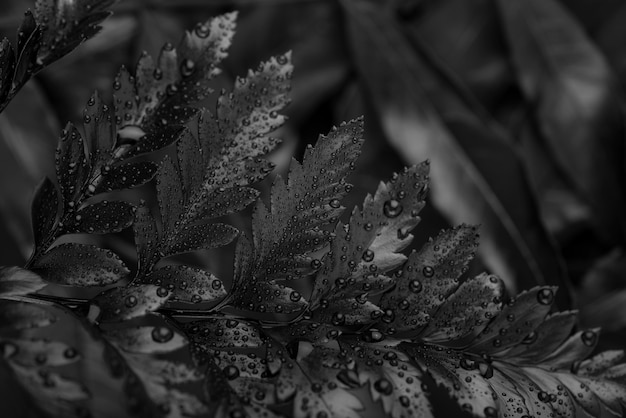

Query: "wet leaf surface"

xmin=33 ymin=243 xmax=129 ymax=287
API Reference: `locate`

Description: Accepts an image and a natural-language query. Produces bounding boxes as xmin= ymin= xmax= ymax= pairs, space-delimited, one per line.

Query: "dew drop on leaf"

xmin=383 ymin=199 xmax=403 ymax=218
xmin=151 ymin=326 xmax=174 ymax=343
xmin=180 ymin=58 xmax=195 ymax=77
xmin=484 ymin=406 xmax=498 ymax=418
xmin=581 ymin=330 xmax=597 ymax=347
xmin=373 ymin=378 xmax=393 ymax=395
xmin=409 ymin=279 xmax=423 ymax=293
xmin=362 ymin=249 xmax=375 ymax=262
xmin=422 ymin=266 xmax=435 ymax=277
xmin=63 ymin=347 xmax=78 ymax=359
xmin=329 ymin=199 xmax=341 ymax=209
xmin=223 ymin=365 xmax=240 ymax=380
xmin=537 ymin=288 xmax=554 ymax=305
xmin=125 ymin=295 xmax=138 ymax=308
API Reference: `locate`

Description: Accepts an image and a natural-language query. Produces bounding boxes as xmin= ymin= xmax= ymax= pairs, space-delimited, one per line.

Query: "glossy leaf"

xmin=379 ymin=225 xmax=479 ymax=335
xmin=310 ymin=162 xmax=429 ymax=324
xmin=0 ymin=266 xmax=46 ymax=297
xmin=32 ymin=243 xmax=128 ymax=286
xmin=115 ymin=12 xmax=237 ymax=137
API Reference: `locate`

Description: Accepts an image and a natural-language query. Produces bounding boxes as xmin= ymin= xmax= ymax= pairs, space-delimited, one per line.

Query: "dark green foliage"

xmin=1 ymin=6 xmax=626 ymax=418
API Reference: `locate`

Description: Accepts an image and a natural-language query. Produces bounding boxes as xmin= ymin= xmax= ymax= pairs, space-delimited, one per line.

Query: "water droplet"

xmin=537 ymin=288 xmax=554 ymax=305
xmin=364 ymin=222 xmax=373 ymax=231
xmin=179 ymin=59 xmax=195 ymax=77
xmin=484 ymin=406 xmax=498 ymax=418
xmin=362 ymin=249 xmax=375 ymax=262
xmin=151 ymin=326 xmax=174 ymax=343
xmin=538 ymin=391 xmax=550 ymax=402
xmin=383 ymin=199 xmax=403 ymax=218
xmin=125 ymin=295 xmax=138 ymax=308
xmin=329 ymin=199 xmax=341 ymax=209
xmin=223 ymin=365 xmax=240 ymax=380
xmin=409 ymin=279 xmax=423 ymax=293
xmin=194 ymin=23 xmax=210 ymax=38
xmin=581 ymin=330 xmax=597 ymax=347
xmin=399 ymin=396 xmax=410 ymax=407
xmin=373 ymin=378 xmax=393 ymax=395
xmin=459 ymin=358 xmax=476 ymax=370
xmin=289 ymin=291 xmax=301 ymax=302
xmin=156 ymin=287 xmax=169 ymax=297
xmin=422 ymin=266 xmax=434 ymax=278
xmin=310 ymin=259 xmax=322 ymax=269
xmin=331 ymin=312 xmax=345 ymax=326
xmin=63 ymin=347 xmax=78 ymax=359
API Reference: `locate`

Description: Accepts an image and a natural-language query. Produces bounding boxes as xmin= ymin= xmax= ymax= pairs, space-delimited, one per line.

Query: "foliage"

xmin=0 ymin=4 xmax=626 ymax=418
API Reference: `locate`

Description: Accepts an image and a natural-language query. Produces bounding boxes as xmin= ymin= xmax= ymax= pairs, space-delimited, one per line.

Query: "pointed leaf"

xmin=468 ymin=286 xmax=557 ymax=354
xmin=245 ymin=118 xmax=363 ymax=292
xmin=379 ymin=225 xmax=479 ymax=334
xmin=0 ymin=266 xmax=46 ymax=297
xmin=418 ymin=273 xmax=504 ymax=344
xmin=33 ymin=243 xmax=128 ymax=286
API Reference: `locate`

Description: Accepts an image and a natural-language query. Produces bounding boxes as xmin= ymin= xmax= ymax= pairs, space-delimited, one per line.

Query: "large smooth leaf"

xmin=342 ymin=0 xmax=571 ymax=307
xmin=497 ymin=0 xmax=626 ymax=246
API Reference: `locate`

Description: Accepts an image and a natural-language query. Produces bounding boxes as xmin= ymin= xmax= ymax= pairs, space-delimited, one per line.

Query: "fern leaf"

xmin=341 ymin=342 xmax=435 ymax=418
xmin=228 ymin=120 xmax=364 ymax=315
xmin=309 ymin=162 xmax=429 ymax=325
xmin=378 ymin=224 xmax=479 ymax=335
xmin=119 ymin=12 xmax=236 ymax=127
